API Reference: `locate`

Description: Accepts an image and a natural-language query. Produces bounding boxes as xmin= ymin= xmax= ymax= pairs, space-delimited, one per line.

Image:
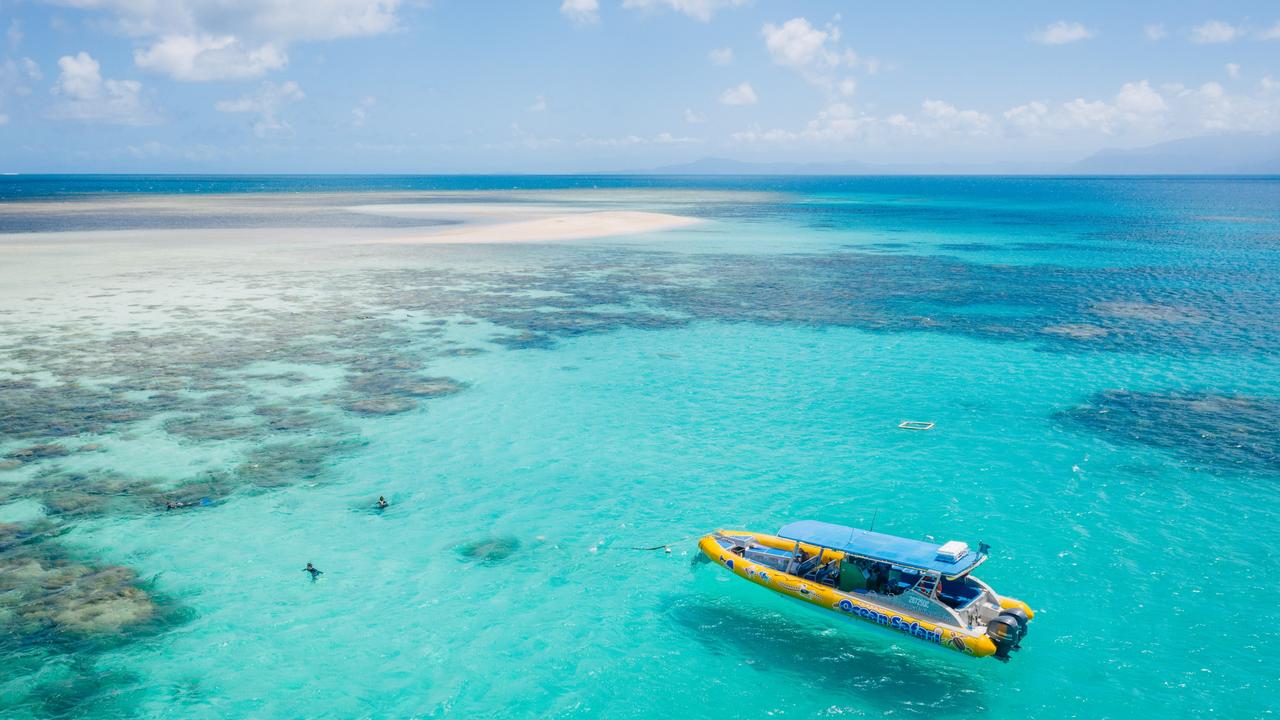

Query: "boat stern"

xmin=985 ymin=595 xmax=1034 ymax=661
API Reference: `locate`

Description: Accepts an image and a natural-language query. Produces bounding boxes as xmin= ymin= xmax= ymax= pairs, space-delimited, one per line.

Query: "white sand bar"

xmin=371 ymin=207 xmax=701 ymax=243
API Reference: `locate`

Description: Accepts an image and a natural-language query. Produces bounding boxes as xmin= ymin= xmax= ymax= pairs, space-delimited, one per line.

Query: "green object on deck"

xmin=838 ymin=558 xmax=867 ymax=592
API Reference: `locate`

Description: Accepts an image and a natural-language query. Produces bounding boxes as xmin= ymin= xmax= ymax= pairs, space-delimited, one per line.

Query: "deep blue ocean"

xmin=0 ymin=175 xmax=1277 ymax=718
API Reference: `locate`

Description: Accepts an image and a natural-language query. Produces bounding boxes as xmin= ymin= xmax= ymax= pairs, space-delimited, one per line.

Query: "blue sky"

xmin=0 ymin=0 xmax=1278 ymax=172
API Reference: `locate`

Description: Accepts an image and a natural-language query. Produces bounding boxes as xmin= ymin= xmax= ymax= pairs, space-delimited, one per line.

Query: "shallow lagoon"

xmin=1 ymin=177 xmax=1278 ymax=718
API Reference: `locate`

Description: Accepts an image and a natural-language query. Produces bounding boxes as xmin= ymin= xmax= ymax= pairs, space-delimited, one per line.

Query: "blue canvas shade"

xmin=777 ymin=520 xmax=985 ymax=576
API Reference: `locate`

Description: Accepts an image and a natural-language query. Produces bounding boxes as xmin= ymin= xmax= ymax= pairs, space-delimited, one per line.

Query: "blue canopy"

xmin=777 ymin=520 xmax=984 ymax=576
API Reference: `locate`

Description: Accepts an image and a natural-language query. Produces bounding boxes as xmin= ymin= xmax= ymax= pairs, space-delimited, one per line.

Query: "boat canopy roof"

xmin=777 ymin=520 xmax=985 ymax=576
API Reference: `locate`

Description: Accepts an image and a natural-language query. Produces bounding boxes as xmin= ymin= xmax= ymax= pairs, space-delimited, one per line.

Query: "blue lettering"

xmin=834 ymin=602 xmax=943 ymax=644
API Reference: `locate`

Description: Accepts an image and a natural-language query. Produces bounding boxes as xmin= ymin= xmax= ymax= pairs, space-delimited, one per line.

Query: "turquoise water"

xmin=1 ymin=177 xmax=1278 ymax=718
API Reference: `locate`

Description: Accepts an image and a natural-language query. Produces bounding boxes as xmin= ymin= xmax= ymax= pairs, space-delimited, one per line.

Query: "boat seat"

xmin=886 ymin=570 xmax=921 ymax=595
xmin=796 ymin=556 xmax=822 ymax=577
xmin=938 ymin=578 xmax=983 ymax=609
xmin=811 ymin=560 xmax=840 ymax=586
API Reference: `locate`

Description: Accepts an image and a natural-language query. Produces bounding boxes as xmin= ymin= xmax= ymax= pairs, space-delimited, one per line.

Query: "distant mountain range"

xmin=1071 ymin=134 xmax=1280 ymax=174
xmin=630 ymin=134 xmax=1280 ymax=175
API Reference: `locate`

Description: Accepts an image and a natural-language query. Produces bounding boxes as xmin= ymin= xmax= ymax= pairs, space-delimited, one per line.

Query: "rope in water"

xmin=630 ymin=533 xmax=704 ymax=551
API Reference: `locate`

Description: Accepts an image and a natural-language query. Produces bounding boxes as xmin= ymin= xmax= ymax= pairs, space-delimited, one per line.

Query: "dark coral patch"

xmin=4 ymin=443 xmax=72 ymax=463
xmin=456 ymin=536 xmax=521 ymax=564
xmin=0 ymin=523 xmax=161 ymax=642
xmin=339 ymin=372 xmax=466 ymax=415
xmin=1059 ymin=390 xmax=1280 ymax=474
xmin=341 ymin=396 xmax=419 ymax=416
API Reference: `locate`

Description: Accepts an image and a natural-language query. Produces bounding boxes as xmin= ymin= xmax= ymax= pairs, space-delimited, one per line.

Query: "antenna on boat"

xmin=869 ymin=510 xmax=878 ymax=532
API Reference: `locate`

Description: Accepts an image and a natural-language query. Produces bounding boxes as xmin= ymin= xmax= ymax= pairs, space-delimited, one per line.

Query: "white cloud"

xmin=55 ymin=0 xmax=403 ymax=81
xmin=708 ymin=47 xmax=733 ymax=65
xmin=560 ymin=0 xmax=599 ymax=25
xmin=1258 ymin=23 xmax=1280 ymax=40
xmin=579 ymin=134 xmax=644 ymax=147
xmin=1002 ymin=101 xmax=1051 ymax=136
xmin=1144 ymin=23 xmax=1167 ymax=41
xmin=761 ymin=17 xmax=869 ymax=98
xmin=654 ymin=131 xmax=699 ymax=144
xmin=1 ymin=56 xmax=41 ymax=95
xmin=732 ymin=97 xmax=993 ymax=146
xmin=0 ymin=56 xmax=40 ymax=122
xmin=763 ymin=17 xmax=840 ymax=68
xmin=1004 ymin=81 xmax=1167 ymax=136
xmin=1191 ymin=20 xmax=1241 ymax=44
xmin=352 ymin=95 xmax=374 ymax=126
xmin=919 ymin=99 xmax=993 ymax=135
xmin=1115 ymin=80 xmax=1168 ymax=115
xmin=683 ymin=107 xmax=706 ymax=123
xmin=54 ymin=0 xmax=401 ymax=39
xmin=578 ymin=132 xmax=700 ymax=147
xmin=6 ymin=19 xmax=21 ymax=48
xmin=47 ymin=51 xmax=158 ymax=125
xmin=732 ymin=102 xmax=867 ymax=143
xmin=1166 ymin=80 xmax=1280 ymax=132
xmin=0 ymin=113 xmax=8 ymax=125
xmin=837 ymin=100 xmax=991 ymax=141
xmin=1029 ymin=21 xmax=1095 ymax=45
xmin=134 ymin=34 xmax=286 ymax=81
xmin=621 ymin=0 xmax=746 ymax=23
xmin=732 ymin=74 xmax=1280 ymax=149
xmin=215 ymin=80 xmax=304 ymax=137
xmin=1001 ymin=77 xmax=1280 ymax=138
xmin=529 ymin=95 xmax=547 ymax=112
xmin=729 ymin=125 xmax=799 ymax=143
xmin=718 ymin=81 xmax=757 ymax=106
xmin=1226 ymin=63 xmax=1241 ymax=79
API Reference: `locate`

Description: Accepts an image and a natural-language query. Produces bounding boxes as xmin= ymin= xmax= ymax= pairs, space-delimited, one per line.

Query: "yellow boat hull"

xmin=700 ymin=530 xmax=1032 ymax=659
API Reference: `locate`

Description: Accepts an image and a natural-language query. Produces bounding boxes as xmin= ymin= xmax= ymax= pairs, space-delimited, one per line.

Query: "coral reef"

xmin=0 ymin=523 xmax=159 ymax=639
xmin=1060 ymin=390 xmax=1280 ymax=473
xmin=456 ymin=536 xmax=522 ymax=564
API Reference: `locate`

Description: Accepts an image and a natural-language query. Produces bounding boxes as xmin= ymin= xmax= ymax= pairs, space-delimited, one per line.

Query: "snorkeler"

xmin=304 ymin=562 xmax=323 ymax=581
xmin=377 ymin=496 xmax=388 ymax=509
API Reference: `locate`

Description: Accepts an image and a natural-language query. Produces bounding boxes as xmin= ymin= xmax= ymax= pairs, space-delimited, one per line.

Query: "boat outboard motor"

xmin=987 ymin=610 xmax=1029 ymax=661
xmin=986 ymin=616 xmax=1021 ymax=660
xmin=1000 ymin=607 xmax=1030 ymax=637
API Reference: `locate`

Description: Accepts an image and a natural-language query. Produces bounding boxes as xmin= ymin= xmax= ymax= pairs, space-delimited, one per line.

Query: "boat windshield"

xmin=743 ymin=545 xmax=791 ymax=571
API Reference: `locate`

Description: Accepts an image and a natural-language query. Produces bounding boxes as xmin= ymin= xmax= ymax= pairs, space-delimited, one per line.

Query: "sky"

xmin=0 ymin=0 xmax=1278 ymax=172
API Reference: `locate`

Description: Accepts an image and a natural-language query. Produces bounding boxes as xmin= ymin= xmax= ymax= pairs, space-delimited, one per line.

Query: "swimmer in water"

xmin=377 ymin=496 xmax=389 ymax=509
xmin=304 ymin=562 xmax=322 ymax=581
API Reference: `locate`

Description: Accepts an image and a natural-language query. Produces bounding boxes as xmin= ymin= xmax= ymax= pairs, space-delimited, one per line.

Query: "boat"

xmin=699 ymin=520 xmax=1034 ymax=660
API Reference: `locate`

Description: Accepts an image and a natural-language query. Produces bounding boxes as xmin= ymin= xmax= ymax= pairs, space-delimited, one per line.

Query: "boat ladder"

xmin=914 ymin=574 xmax=938 ymax=597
